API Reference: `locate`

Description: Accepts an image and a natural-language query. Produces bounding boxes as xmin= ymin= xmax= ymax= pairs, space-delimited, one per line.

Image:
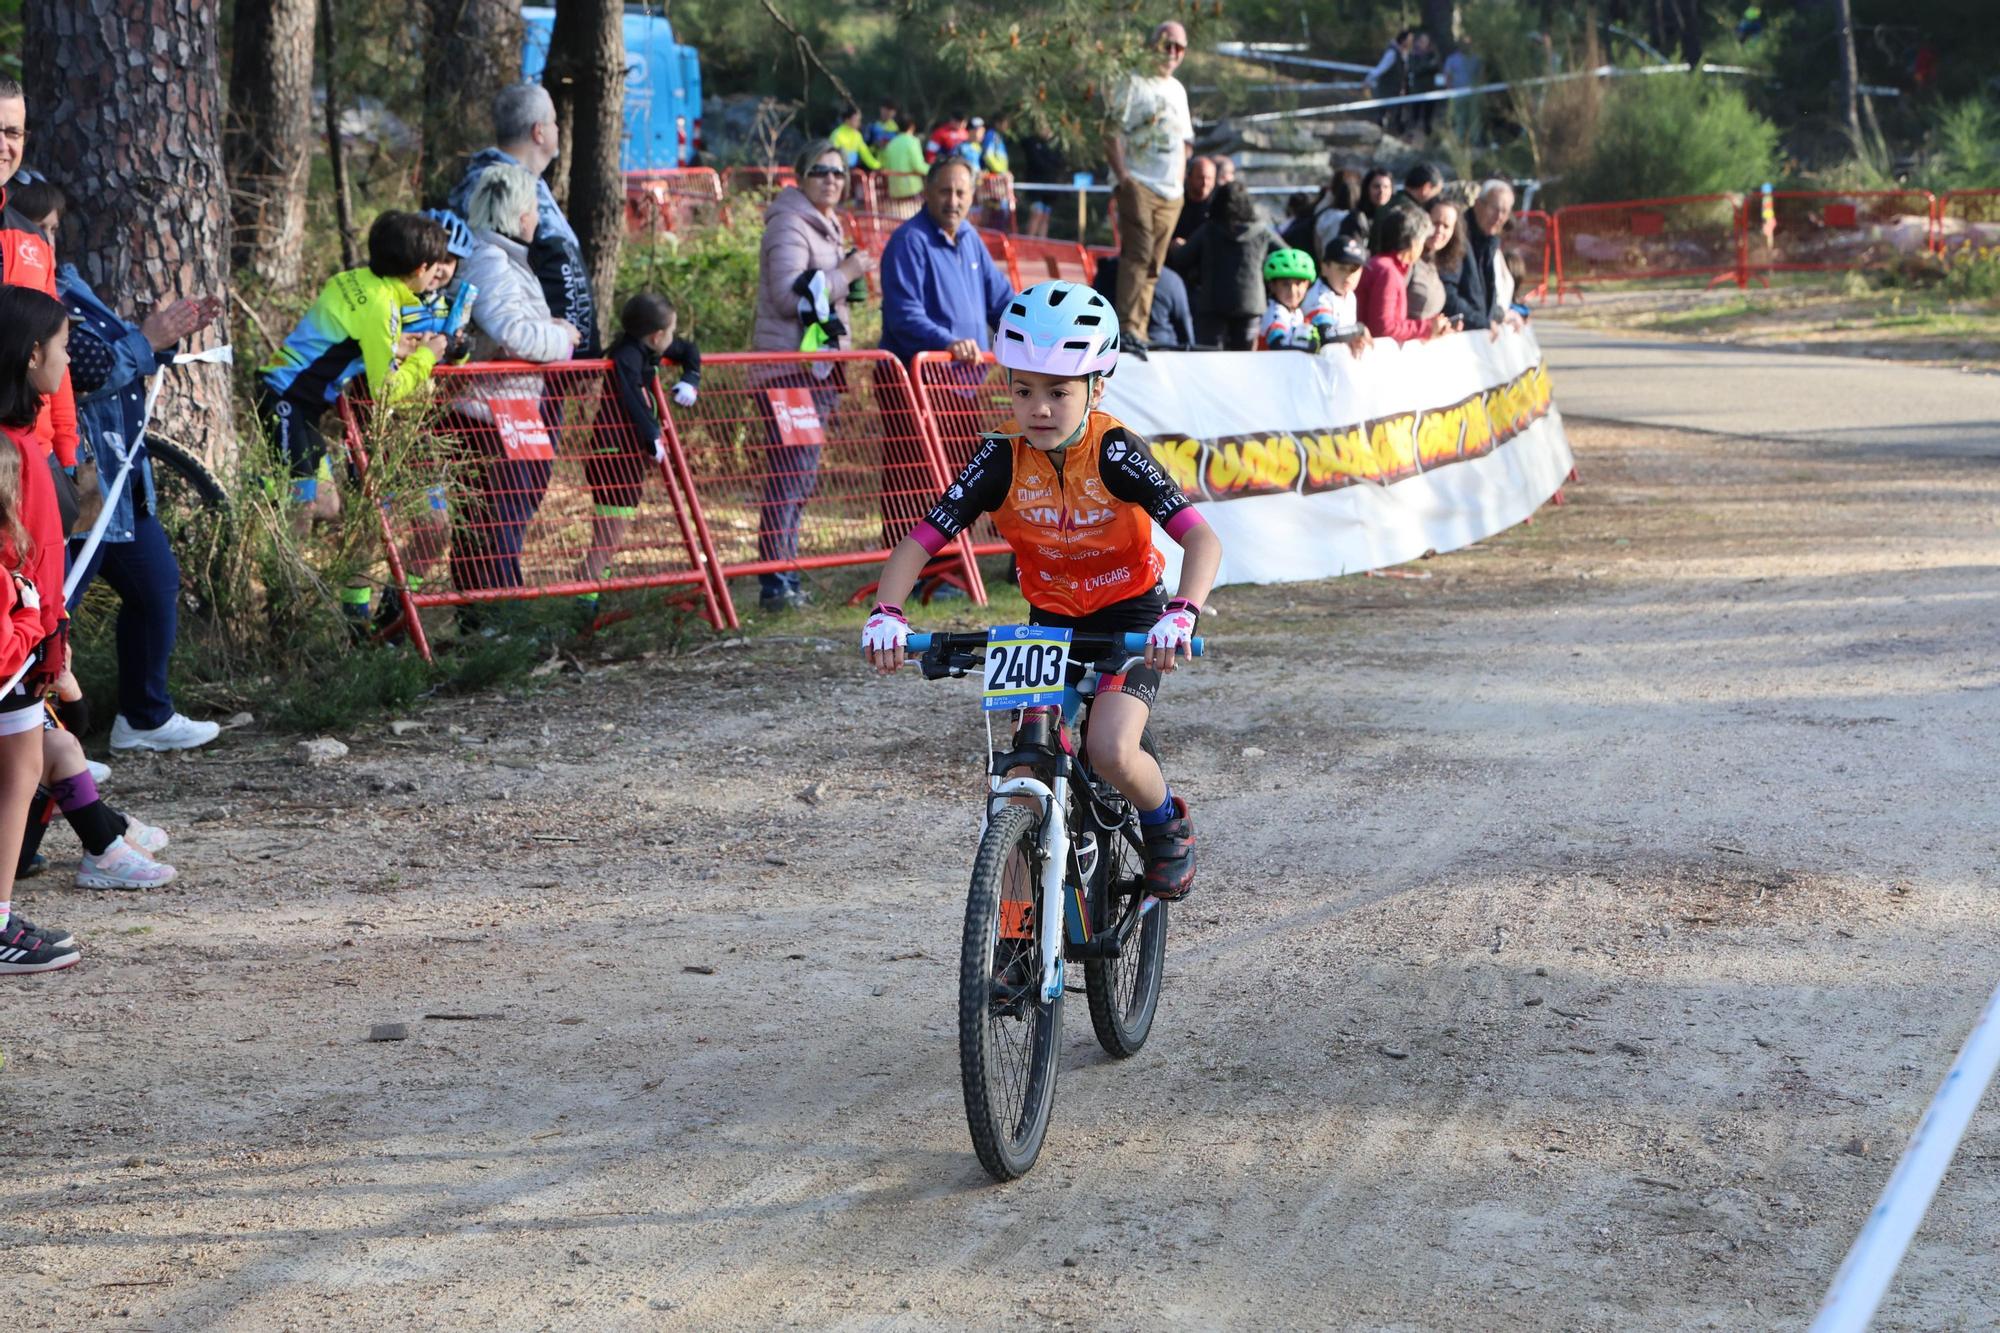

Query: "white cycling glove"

xmin=672 ymin=380 xmax=698 ymax=408
xmin=861 ymin=602 xmax=909 ymax=656
xmin=1147 ymin=597 xmax=1199 ymax=656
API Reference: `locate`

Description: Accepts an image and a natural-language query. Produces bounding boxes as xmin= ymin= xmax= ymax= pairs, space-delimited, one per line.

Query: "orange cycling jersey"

xmin=916 ymin=410 xmax=1202 ymax=618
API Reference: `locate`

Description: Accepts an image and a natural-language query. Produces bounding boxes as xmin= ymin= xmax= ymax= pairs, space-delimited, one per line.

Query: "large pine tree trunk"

xmin=25 ymin=0 xmax=236 ymax=468
xmin=423 ymin=0 xmax=526 ymax=203
xmin=544 ymin=0 xmax=625 ymax=346
xmin=227 ymin=0 xmax=315 ymax=290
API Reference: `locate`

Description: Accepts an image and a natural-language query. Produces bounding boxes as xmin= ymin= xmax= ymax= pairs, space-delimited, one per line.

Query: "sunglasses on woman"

xmin=805 ymin=164 xmax=847 ymax=179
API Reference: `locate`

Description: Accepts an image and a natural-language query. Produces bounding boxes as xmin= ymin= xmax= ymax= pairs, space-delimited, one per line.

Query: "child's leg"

xmin=400 ymin=486 xmax=451 ymax=585
xmin=1086 ymin=687 xmax=1196 ymax=899
xmin=43 ymin=728 xmax=126 ymax=857
xmin=1083 ymin=691 xmax=1166 ymax=811
xmin=581 ymin=445 xmax=643 ymax=583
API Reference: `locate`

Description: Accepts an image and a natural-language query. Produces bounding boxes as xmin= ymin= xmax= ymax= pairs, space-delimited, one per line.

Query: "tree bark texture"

xmin=544 ymin=0 xmax=624 ymax=343
xmin=226 ymin=0 xmax=314 ymax=289
xmin=318 ymin=0 xmax=360 ymax=269
xmin=24 ymin=0 xmax=236 ymax=467
xmin=1420 ymin=0 xmax=1457 ymax=52
xmin=1833 ymin=0 xmax=1863 ymax=148
xmin=423 ymin=0 xmax=525 ymax=203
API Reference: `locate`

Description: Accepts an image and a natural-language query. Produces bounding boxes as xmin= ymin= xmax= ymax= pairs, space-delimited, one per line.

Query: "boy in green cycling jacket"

xmin=256 ymin=212 xmax=454 ymax=525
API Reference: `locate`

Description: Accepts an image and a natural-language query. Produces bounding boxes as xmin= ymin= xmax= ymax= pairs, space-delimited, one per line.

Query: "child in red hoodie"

xmin=0 ymin=285 xmax=81 ymax=975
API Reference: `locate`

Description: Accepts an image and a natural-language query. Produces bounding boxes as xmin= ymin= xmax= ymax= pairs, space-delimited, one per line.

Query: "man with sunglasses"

xmin=1106 ymin=21 xmax=1195 ymax=355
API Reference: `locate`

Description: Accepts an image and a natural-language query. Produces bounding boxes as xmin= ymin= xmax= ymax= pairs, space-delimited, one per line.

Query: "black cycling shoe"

xmin=1140 ymin=797 xmax=1196 ymax=901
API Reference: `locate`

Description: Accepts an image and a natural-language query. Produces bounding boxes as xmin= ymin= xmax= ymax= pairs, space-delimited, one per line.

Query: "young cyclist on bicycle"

xmin=861 ymin=279 xmax=1221 ymax=899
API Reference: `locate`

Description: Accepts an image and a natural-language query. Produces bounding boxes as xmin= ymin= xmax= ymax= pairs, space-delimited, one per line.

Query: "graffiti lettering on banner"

xmin=1144 ymin=361 xmax=1553 ymax=503
xmin=767 ymin=389 xmax=828 ymax=447
xmin=489 ymin=397 xmax=556 ymax=461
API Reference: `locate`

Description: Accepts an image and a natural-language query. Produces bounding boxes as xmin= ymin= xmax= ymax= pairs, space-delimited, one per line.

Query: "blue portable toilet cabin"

xmin=521 ymin=6 xmax=698 ymax=170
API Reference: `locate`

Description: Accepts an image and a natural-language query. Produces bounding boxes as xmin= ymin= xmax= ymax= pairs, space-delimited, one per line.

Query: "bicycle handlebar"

xmin=906 ymin=631 xmax=1204 ymax=657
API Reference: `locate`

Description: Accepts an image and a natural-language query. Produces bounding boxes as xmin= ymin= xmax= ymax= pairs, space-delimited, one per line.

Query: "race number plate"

xmin=982 ymin=626 xmax=1073 ymax=711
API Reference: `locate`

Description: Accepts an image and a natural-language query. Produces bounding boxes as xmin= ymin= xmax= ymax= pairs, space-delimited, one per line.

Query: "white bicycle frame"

xmin=987 ymin=751 xmax=1072 ymax=1007
xmin=0 ymin=345 xmax=233 ymax=700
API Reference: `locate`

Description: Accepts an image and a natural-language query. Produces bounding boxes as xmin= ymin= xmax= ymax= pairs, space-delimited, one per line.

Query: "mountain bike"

xmin=908 ymin=626 xmax=1204 ymax=1181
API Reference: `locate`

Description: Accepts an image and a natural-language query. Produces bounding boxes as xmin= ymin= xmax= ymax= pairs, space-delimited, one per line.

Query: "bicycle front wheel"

xmin=959 ymin=804 xmax=1062 ymax=1181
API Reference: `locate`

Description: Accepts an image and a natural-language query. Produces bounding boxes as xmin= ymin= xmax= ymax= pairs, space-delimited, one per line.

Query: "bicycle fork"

xmin=987 ymin=772 xmax=1071 ymax=1006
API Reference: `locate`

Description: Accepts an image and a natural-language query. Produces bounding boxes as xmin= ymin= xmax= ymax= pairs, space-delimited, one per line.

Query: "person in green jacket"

xmin=881 ymin=117 xmax=927 ymax=219
xmin=830 ymin=106 xmax=882 ymax=173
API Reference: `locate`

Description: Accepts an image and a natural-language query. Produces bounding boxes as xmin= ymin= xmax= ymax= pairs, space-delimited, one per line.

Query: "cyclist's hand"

xmin=861 ymin=602 xmax=909 ymax=673
xmin=421 ymin=333 xmax=450 ymax=359
xmin=1145 ymin=598 xmax=1199 ymax=672
xmin=672 ymin=380 xmax=698 ymax=408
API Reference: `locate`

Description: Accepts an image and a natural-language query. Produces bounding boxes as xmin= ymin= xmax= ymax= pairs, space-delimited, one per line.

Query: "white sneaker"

xmin=85 ymin=759 xmax=111 ymax=785
xmin=121 ymin=815 xmax=169 ymax=856
xmin=77 ymin=837 xmax=177 ymax=890
xmin=109 ymin=713 xmax=221 ymax=752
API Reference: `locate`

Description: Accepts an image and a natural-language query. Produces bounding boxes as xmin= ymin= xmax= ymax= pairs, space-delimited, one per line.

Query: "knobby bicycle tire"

xmin=1082 ymin=726 xmax=1168 ymax=1057
xmin=959 ymin=803 xmax=1062 ymax=1181
xmin=143 ymin=438 xmax=233 ymax=622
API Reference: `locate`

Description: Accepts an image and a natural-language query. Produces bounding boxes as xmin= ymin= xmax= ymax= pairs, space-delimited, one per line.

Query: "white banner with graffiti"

xmin=1101 ymin=325 xmax=1572 ymax=587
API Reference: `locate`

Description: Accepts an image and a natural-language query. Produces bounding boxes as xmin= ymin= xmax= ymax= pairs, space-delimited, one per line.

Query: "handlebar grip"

xmin=906 ymin=632 xmax=933 ymax=651
xmin=1120 ymin=632 xmax=1203 ymax=657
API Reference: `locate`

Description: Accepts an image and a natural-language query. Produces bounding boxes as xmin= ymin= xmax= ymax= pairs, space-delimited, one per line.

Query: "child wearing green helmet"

xmin=1260 ymin=248 xmax=1320 ymax=351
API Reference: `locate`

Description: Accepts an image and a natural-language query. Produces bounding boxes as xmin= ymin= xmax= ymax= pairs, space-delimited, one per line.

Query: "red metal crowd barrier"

xmin=341 ymin=360 xmax=735 ymax=661
xmin=1007 ymin=234 xmax=1097 ymax=288
xmin=624 ymin=167 xmax=724 ymax=236
xmin=910 ymin=351 xmax=1012 ymax=558
xmin=1510 ymin=209 xmax=1555 ymax=303
xmin=1746 ymin=189 xmax=1936 ymax=277
xmin=1931 ymin=189 xmax=2000 ymax=257
xmin=660 ymin=350 xmax=986 ymax=613
xmin=722 ymin=165 xmax=795 ymax=195
xmin=1553 ymin=193 xmax=1743 ymax=297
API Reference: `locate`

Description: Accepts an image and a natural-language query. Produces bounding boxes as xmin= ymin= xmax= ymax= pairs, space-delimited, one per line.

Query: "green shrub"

xmin=1941 ymin=247 xmax=2000 ymax=302
xmin=1568 ymin=73 xmax=1779 ymax=205
xmin=1926 ymin=98 xmax=2000 ymax=191
xmin=617 ymin=209 xmax=765 ymax=354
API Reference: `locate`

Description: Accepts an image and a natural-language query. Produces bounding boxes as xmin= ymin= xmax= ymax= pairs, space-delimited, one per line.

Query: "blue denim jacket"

xmin=58 ymin=263 xmax=168 ymax=545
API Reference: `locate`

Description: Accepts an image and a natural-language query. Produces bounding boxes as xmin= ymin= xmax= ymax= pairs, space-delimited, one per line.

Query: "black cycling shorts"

xmin=254 ymin=387 xmax=331 ymax=479
xmin=1029 ymin=584 xmax=1166 ymax=708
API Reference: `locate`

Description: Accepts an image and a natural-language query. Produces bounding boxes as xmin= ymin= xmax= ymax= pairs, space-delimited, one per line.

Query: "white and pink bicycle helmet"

xmin=995 ymin=280 xmax=1121 ymax=379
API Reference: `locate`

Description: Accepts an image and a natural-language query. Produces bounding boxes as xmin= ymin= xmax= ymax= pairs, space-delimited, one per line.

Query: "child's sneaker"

xmin=77 ymin=838 xmax=177 ymax=890
xmin=0 ymin=920 xmax=80 ymax=974
xmin=121 ymin=816 xmax=169 ymax=857
xmin=1140 ymin=797 xmax=1197 ymax=901
xmin=2 ymin=913 xmax=73 ymax=950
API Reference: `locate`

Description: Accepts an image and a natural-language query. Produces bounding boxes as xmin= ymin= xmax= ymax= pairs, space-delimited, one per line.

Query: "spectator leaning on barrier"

xmin=750 ymin=138 xmax=872 ymax=613
xmin=1090 ymin=255 xmax=1194 ymax=351
xmin=881 ymin=117 xmax=928 ymax=221
xmin=1106 ymin=20 xmax=1194 ymax=353
xmin=1407 ymin=198 xmax=1459 ymax=323
xmin=1448 ymin=178 xmax=1522 ymax=333
xmin=450 ymin=165 xmax=582 ymax=595
xmin=1304 ymin=233 xmax=1373 ymax=357
xmin=1427 ymin=197 xmax=1472 ymax=325
xmin=1357 ymin=203 xmax=1452 ymax=344
xmin=6 ymin=177 xmax=226 ymax=755
xmin=579 ymin=292 xmax=701 ymax=594
xmin=877 ymin=155 xmax=1016 ymax=546
xmin=449 ymin=83 xmax=600 ymax=355
xmin=256 ymin=213 xmax=451 ymax=528
xmin=1169 ymin=180 xmax=1276 ymax=351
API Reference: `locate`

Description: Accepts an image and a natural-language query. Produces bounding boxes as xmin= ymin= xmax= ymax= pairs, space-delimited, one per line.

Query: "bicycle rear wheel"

xmin=959 ymin=804 xmax=1062 ymax=1181
xmin=1084 ymin=816 xmax=1167 ymax=1057
xmin=144 ymin=438 xmax=232 ymax=621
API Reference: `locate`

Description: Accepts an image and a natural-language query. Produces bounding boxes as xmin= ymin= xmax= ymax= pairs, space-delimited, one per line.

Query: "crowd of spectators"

xmin=0 ymin=31 xmax=1542 ymax=975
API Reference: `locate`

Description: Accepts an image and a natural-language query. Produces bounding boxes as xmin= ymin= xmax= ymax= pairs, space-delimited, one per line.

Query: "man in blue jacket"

xmin=875 ymin=156 xmax=1015 ymax=560
xmin=879 ymin=157 xmax=1014 ymax=369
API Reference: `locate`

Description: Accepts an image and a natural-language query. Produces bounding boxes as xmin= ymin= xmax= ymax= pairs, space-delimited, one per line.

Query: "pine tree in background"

xmin=423 ymin=0 xmax=526 ymax=203
xmin=25 ymin=0 xmax=236 ymax=467
xmin=544 ymin=0 xmax=626 ymax=348
xmin=228 ymin=0 xmax=316 ymax=290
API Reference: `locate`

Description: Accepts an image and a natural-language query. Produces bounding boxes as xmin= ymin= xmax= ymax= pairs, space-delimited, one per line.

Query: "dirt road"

xmin=8 ymin=342 xmax=2000 ymax=1329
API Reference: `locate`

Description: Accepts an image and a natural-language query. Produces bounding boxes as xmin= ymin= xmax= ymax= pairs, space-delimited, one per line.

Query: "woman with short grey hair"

xmin=447 ymin=163 xmax=582 ymax=592
xmin=746 ymin=136 xmax=873 ymax=612
xmin=1356 ymin=202 xmax=1450 ymax=344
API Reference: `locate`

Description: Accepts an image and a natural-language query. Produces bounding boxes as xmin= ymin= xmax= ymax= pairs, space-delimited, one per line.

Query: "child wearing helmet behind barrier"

xmin=1260 ymin=248 xmax=1321 ymax=351
xmin=861 ymin=280 xmax=1223 ymax=901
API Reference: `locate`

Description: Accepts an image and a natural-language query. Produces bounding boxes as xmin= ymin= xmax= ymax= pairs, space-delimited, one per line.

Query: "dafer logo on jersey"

xmin=1148 ymin=360 xmax=1554 ymax=502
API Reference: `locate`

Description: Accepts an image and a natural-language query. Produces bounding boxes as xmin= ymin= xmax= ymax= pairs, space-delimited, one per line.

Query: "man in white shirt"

xmin=1105 ymin=20 xmax=1195 ymax=351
